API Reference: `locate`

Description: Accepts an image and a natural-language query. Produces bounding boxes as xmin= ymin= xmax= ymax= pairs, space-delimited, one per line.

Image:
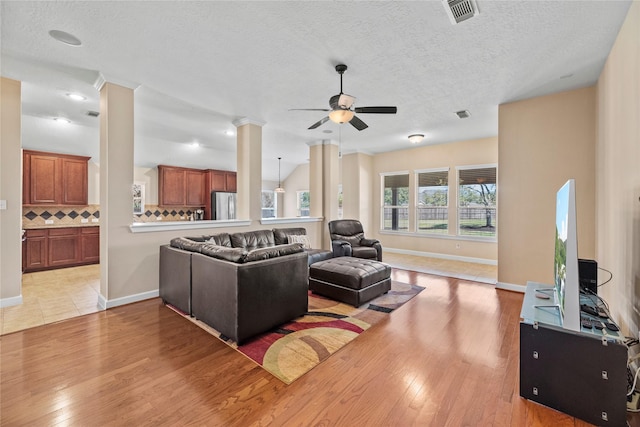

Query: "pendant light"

xmin=275 ymin=157 xmax=285 ymax=193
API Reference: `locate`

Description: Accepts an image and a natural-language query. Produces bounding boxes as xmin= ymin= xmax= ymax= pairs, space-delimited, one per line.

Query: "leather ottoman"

xmin=309 ymin=257 xmax=391 ymax=307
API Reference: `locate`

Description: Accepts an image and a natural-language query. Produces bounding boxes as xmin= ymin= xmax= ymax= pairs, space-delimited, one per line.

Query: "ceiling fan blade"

xmin=349 ymin=115 xmax=368 ymax=131
xmin=337 ymin=94 xmax=355 ymax=109
xmin=354 ymin=106 xmax=397 ymax=114
xmin=289 ymin=108 xmax=330 ymax=111
xmin=308 ymin=116 xmax=330 ymax=130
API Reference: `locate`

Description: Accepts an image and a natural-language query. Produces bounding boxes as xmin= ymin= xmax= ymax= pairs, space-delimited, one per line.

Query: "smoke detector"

xmin=443 ymin=0 xmax=479 ymax=25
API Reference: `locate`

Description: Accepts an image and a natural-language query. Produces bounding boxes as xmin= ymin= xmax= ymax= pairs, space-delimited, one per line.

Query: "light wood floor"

xmin=2 ymin=268 xmax=637 ymax=426
xmin=0 ymin=254 xmax=494 ymax=335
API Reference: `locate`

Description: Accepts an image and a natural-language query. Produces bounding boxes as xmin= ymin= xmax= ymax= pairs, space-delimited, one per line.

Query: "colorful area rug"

xmin=172 ymin=280 xmax=424 ymax=384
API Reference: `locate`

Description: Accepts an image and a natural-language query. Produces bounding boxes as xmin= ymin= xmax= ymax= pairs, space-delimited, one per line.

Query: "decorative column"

xmin=97 ymin=79 xmax=136 ymax=305
xmin=0 ymin=78 xmax=23 ymax=307
xmin=233 ymin=118 xmax=265 ymax=222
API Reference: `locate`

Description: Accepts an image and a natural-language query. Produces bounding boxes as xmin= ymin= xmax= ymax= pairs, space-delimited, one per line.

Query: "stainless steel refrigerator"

xmin=212 ymin=191 xmax=236 ymax=220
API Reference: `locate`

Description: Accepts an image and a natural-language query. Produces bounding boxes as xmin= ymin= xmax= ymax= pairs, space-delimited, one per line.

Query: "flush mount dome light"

xmin=66 ymin=93 xmax=86 ymax=101
xmin=408 ymin=134 xmax=424 ymax=144
xmin=49 ymin=30 xmax=82 ymax=46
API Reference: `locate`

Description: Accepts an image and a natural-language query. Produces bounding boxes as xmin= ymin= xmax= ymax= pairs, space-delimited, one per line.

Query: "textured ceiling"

xmin=0 ymin=1 xmax=631 ymax=181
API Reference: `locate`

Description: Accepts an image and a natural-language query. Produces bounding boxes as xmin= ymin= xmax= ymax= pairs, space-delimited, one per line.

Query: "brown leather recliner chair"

xmin=328 ymin=219 xmax=382 ymax=262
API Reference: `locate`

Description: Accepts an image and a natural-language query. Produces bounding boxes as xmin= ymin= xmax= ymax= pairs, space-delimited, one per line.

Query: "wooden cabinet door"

xmin=29 ymin=154 xmax=59 ymax=204
xmin=185 ymin=170 xmax=206 ymax=206
xmin=225 ymin=172 xmax=237 ymax=192
xmin=159 ymin=166 xmax=186 ymax=206
xmin=25 ymin=230 xmax=48 ymax=270
xmin=80 ymin=227 xmax=100 ymax=263
xmin=210 ymin=170 xmax=226 ymax=191
xmin=48 ymin=228 xmax=79 ymax=267
xmin=61 ymin=158 xmax=88 ymax=205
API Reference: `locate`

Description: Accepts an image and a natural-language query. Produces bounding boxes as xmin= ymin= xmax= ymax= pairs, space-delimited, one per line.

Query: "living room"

xmin=1 ymin=1 xmax=639 ymax=425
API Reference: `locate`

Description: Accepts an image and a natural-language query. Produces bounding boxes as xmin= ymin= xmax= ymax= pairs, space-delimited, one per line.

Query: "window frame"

xmin=415 ymin=167 xmax=450 ymax=235
xmin=296 ymin=190 xmax=310 ymax=217
xmin=456 ymin=164 xmax=498 ymax=241
xmin=261 ymin=190 xmax=277 ymax=219
xmin=380 ymin=171 xmax=410 ymax=232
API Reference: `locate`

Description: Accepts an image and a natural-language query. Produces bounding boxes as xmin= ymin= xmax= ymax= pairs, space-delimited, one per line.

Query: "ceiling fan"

xmin=291 ymin=64 xmax=397 ymax=131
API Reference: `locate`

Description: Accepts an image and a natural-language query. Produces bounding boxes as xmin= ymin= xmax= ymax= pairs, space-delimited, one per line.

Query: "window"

xmin=132 ymin=182 xmax=145 ymax=215
xmin=416 ymin=169 xmax=448 ymax=234
xmin=296 ymin=190 xmax=310 ymax=217
xmin=382 ymin=173 xmax=409 ymax=231
xmin=261 ymin=190 xmax=277 ymax=218
xmin=458 ymin=166 xmax=497 ymax=238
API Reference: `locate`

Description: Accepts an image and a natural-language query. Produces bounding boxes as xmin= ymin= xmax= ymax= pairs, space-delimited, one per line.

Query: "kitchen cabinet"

xmin=208 ymin=169 xmax=236 ymax=192
xmin=24 ymin=229 xmax=47 ymax=271
xmin=205 ymin=169 xmax=237 ymax=219
xmin=23 ymin=227 xmax=99 ymax=272
xmin=23 ymin=150 xmax=90 ymax=206
xmin=158 ymin=165 xmax=206 ymax=207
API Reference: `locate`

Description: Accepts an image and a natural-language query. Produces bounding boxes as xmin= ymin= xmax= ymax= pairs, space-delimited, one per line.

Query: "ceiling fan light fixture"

xmin=408 ymin=134 xmax=424 ymax=144
xmin=329 ymin=109 xmax=354 ymax=124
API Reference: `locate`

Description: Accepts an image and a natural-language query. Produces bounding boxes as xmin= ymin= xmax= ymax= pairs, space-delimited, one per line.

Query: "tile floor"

xmin=383 ymin=251 xmax=497 ymax=284
xmin=0 ymin=264 xmax=100 ymax=335
xmin=0 ymin=253 xmax=497 ymax=336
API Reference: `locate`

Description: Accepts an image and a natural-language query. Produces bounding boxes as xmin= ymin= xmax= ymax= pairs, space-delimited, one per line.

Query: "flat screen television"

xmin=553 ymin=179 xmax=581 ymax=331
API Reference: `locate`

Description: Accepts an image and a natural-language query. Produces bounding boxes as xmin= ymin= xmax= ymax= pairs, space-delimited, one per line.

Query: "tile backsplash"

xmin=23 ymin=205 xmax=198 ymax=228
xmin=133 ymin=205 xmax=197 ymax=223
xmin=23 ymin=205 xmax=100 ymax=228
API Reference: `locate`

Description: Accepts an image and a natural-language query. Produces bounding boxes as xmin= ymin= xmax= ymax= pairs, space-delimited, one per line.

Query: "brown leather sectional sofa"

xmin=159 ymin=228 xmax=330 ymax=344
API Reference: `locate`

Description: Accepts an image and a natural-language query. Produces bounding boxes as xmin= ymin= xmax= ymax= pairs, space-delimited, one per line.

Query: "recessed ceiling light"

xmin=190 ymin=142 xmax=200 ymax=147
xmin=66 ymin=93 xmax=86 ymax=101
xmin=225 ymin=130 xmax=234 ymax=136
xmin=48 ymin=30 xmax=82 ymax=47
xmin=53 ymin=117 xmax=71 ymax=124
xmin=408 ymin=134 xmax=424 ymax=144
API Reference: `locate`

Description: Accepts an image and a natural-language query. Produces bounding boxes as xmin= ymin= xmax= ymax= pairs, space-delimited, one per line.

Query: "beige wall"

xmin=88 ymin=161 xmax=100 ymax=205
xmin=341 ymin=153 xmax=374 ymax=235
xmin=498 ymin=86 xmax=596 ymax=288
xmin=596 ymin=0 xmax=639 ymax=336
xmin=283 ymin=163 xmax=309 ymax=218
xmin=0 ymin=78 xmax=22 ymax=304
xmin=371 ymin=137 xmax=498 ymax=262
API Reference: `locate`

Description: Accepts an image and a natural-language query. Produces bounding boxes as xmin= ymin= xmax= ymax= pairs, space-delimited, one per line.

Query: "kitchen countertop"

xmin=23 ymin=223 xmax=100 ymax=230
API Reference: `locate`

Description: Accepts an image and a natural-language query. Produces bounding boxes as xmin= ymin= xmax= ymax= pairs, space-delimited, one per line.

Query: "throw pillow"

xmin=287 ymin=234 xmax=311 ymax=249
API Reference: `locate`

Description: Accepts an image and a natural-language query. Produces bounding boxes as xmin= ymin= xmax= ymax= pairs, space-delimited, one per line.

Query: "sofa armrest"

xmin=331 ymin=239 xmax=352 ymax=258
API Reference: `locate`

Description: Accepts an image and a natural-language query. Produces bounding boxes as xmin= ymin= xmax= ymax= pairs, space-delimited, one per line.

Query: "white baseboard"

xmin=496 ymin=281 xmax=526 ymax=293
xmin=0 ymin=295 xmax=23 ymax=308
xmin=385 ymin=247 xmax=497 ymax=265
xmin=98 ymin=290 xmax=159 ymax=310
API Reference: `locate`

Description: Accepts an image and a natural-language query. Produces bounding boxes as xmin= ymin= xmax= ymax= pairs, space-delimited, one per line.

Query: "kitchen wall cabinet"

xmin=23 ymin=150 xmax=90 ymax=206
xmin=208 ymin=170 xmax=237 ymax=192
xmin=23 ymin=227 xmax=99 ymax=272
xmin=158 ymin=165 xmax=207 ymax=207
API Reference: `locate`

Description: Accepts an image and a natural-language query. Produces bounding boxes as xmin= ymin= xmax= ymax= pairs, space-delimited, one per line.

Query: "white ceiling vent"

xmin=443 ymin=0 xmax=478 ymax=25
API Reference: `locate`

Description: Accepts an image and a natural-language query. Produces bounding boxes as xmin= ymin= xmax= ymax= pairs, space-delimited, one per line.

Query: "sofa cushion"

xmin=205 ymin=233 xmax=232 ymax=247
xmin=244 ymin=243 xmax=304 ymax=262
xmin=231 ymin=230 xmax=275 ymax=251
xmin=287 ymin=234 xmax=311 ymax=249
xmin=273 ymin=227 xmax=306 ymax=245
xmin=200 ymin=243 xmax=247 ymax=263
xmin=170 ymin=237 xmax=205 ymax=252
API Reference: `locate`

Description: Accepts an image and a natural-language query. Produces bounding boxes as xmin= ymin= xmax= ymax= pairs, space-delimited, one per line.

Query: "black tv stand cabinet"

xmin=520 ymin=282 xmax=627 ymax=426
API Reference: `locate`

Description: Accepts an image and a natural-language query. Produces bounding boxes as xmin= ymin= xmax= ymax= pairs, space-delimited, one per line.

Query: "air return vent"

xmin=443 ymin=0 xmax=478 ymax=25
xmin=86 ymin=110 xmax=100 ymax=117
